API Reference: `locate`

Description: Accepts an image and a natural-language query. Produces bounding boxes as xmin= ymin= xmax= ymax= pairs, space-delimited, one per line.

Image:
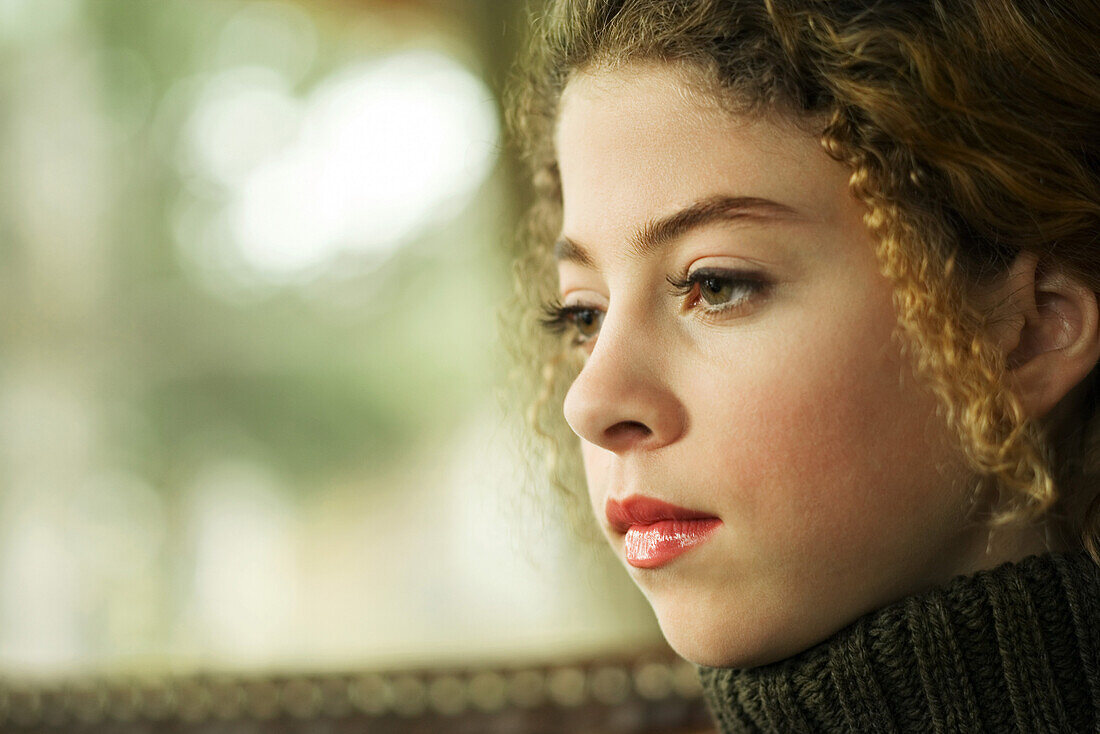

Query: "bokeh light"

xmin=0 ymin=0 xmax=662 ymax=683
xmin=178 ymin=48 xmax=499 ymax=284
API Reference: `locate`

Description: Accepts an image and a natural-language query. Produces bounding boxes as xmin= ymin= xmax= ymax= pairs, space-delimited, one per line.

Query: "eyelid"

xmin=558 ymin=286 xmax=608 ymax=309
xmin=666 ymin=264 xmax=770 ymax=295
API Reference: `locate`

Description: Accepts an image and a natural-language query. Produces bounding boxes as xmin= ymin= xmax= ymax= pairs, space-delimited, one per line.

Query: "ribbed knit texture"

xmin=698 ymin=551 xmax=1100 ymax=733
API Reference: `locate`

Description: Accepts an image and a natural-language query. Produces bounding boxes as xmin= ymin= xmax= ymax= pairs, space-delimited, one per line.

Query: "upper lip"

xmin=605 ymin=495 xmax=717 ymax=534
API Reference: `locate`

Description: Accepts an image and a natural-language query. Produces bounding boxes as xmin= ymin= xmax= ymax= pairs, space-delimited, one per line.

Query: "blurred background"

xmin=0 ymin=0 xmax=713 ymax=731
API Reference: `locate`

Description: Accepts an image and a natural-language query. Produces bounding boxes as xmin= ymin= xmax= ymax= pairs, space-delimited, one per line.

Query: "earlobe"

xmin=989 ymin=251 xmax=1100 ymax=419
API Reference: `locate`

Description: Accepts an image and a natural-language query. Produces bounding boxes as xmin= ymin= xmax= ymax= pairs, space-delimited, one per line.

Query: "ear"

xmin=980 ymin=250 xmax=1100 ymax=420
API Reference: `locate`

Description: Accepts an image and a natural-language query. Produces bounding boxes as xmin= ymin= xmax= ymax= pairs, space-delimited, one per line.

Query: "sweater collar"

xmin=697 ymin=551 xmax=1100 ymax=733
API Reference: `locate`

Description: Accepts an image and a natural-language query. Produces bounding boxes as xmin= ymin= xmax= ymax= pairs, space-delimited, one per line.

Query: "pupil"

xmin=575 ymin=309 xmax=599 ymax=337
xmin=700 ymin=277 xmax=734 ymax=306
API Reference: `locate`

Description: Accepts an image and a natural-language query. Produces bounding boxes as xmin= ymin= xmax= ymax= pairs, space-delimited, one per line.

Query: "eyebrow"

xmin=553 ymin=195 xmax=803 ymax=267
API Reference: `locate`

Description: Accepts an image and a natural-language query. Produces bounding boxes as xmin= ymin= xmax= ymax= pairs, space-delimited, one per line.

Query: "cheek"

xmin=697 ymin=283 xmax=959 ymax=557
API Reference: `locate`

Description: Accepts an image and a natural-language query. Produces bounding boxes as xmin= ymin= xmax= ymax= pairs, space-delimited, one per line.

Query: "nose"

xmin=561 ymin=312 xmax=686 ymax=454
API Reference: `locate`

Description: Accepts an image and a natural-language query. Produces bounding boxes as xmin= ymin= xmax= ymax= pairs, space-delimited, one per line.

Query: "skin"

xmin=552 ymin=63 xmax=1058 ymax=668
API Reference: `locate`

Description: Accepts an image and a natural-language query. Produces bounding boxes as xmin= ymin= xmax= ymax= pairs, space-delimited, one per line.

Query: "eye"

xmin=538 ymin=268 xmax=770 ymax=346
xmin=666 ymin=267 xmax=770 ymax=315
xmin=538 ymin=300 xmax=604 ymax=345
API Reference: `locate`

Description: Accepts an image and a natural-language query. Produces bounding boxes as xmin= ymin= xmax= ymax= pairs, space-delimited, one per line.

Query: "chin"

xmin=662 ymin=627 xmax=781 ymax=669
xmin=650 ymin=596 xmax=809 ymax=669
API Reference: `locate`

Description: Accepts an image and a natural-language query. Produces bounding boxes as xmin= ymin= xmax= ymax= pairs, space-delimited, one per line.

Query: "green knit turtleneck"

xmin=697 ymin=551 xmax=1100 ymax=733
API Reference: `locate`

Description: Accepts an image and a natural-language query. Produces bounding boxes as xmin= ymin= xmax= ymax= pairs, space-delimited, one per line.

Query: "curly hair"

xmin=501 ymin=0 xmax=1100 ymax=561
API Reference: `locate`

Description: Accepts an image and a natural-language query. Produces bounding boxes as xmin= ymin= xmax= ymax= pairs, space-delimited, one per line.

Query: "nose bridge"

xmin=562 ymin=306 xmax=685 ymax=453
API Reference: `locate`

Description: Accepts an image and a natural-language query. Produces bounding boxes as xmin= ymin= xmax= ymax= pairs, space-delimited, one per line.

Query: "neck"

xmin=698 ymin=550 xmax=1100 ymax=733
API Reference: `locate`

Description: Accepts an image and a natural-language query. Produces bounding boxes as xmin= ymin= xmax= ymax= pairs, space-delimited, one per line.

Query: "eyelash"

xmin=538 ymin=268 xmax=771 ymax=347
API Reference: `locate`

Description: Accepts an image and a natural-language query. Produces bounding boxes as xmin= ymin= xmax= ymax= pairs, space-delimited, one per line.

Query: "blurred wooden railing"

xmin=0 ymin=649 xmax=716 ymax=733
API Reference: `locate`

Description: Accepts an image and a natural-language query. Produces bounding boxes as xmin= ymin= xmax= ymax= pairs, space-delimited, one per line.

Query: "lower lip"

xmin=623 ymin=519 xmax=722 ymax=568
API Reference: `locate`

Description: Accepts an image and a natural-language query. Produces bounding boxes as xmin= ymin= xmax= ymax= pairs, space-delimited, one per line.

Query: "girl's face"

xmin=552 ymin=64 xmax=1025 ymax=668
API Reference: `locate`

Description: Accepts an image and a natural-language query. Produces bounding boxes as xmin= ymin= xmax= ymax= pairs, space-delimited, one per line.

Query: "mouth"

xmin=605 ymin=495 xmax=722 ymax=569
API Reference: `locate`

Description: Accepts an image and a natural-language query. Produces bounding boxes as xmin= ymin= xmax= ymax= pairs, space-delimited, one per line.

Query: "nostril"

xmin=605 ymin=421 xmax=652 ymax=445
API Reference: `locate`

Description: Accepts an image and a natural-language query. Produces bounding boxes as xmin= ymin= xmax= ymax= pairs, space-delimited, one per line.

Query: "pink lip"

xmin=605 ymin=496 xmax=721 ymax=569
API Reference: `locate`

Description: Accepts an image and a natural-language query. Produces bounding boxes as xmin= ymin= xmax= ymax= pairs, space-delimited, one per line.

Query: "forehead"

xmin=553 ymin=64 xmax=844 ymax=246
